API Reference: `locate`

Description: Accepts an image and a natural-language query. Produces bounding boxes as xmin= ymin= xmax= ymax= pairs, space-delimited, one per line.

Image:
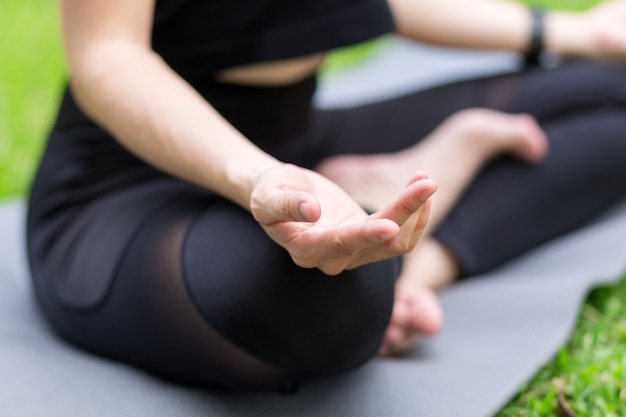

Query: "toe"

xmin=398 ymin=285 xmax=444 ymax=336
xmin=407 ymin=289 xmax=443 ymax=336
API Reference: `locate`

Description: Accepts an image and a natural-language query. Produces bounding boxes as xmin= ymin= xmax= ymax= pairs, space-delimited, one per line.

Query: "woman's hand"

xmin=547 ymin=0 xmax=626 ymax=60
xmin=583 ymin=0 xmax=626 ymax=59
xmin=250 ymin=164 xmax=437 ymax=276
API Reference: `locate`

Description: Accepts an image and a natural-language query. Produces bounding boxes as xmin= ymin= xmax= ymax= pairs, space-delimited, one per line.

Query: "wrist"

xmin=224 ymin=155 xmax=283 ymax=210
xmin=524 ymin=8 xmax=545 ymax=66
xmin=545 ymin=11 xmax=593 ymax=57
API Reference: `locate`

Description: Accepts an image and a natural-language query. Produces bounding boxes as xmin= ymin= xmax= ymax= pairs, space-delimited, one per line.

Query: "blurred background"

xmin=1 ymin=1 xmax=624 ymax=416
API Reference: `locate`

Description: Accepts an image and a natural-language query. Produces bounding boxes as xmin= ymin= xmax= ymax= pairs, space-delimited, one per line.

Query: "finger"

xmin=405 ymin=171 xmax=430 ymax=187
xmin=252 ymin=190 xmax=321 ymax=225
xmin=330 ymin=218 xmax=400 ymax=257
xmin=374 ymin=177 xmax=437 ymax=226
xmin=384 ymin=199 xmax=433 ymax=256
xmin=407 ymin=199 xmax=431 ymax=248
xmin=341 ymin=208 xmax=428 ymax=269
xmin=289 ymin=217 xmax=400 ymax=275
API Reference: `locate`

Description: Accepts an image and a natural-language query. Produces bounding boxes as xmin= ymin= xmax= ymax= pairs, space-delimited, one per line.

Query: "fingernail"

xmin=299 ymin=202 xmax=311 ymax=221
xmin=419 ymin=188 xmax=435 ymax=202
xmin=406 ymin=171 xmax=429 ymax=186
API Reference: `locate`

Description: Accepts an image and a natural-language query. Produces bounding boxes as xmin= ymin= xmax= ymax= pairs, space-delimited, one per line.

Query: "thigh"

xmin=480 ymin=60 xmax=626 ymax=118
xmin=29 ymin=178 xmax=398 ymax=390
xmin=313 ymin=75 xmax=480 ymax=159
xmin=435 ymin=107 xmax=626 ymax=275
xmin=182 ymin=198 xmax=398 ymax=377
xmin=432 ymin=61 xmax=626 ymax=274
xmin=314 ymin=60 xmax=626 ymax=160
xmin=316 ymin=60 xmax=626 ymax=274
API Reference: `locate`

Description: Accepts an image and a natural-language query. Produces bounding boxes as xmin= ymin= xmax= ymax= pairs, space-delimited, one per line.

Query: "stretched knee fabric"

xmin=28 ymin=60 xmax=626 ymax=390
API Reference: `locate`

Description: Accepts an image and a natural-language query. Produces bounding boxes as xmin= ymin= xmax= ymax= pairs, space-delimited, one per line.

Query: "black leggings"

xmin=27 ymin=60 xmax=626 ymax=391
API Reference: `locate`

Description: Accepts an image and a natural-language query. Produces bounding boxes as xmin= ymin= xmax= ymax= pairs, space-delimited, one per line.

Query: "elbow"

xmin=67 ymin=53 xmax=112 ymax=117
xmin=66 ymin=42 xmax=123 ymax=118
xmin=67 ymin=41 xmax=157 ymax=118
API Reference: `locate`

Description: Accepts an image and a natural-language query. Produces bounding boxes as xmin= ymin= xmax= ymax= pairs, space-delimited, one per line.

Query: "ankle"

xmin=445 ymin=109 xmax=548 ymax=164
xmin=399 ymin=239 xmax=460 ymax=290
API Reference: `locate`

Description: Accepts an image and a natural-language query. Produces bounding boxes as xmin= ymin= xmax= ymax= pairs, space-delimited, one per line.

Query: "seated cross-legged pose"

xmin=28 ymin=0 xmax=626 ymax=390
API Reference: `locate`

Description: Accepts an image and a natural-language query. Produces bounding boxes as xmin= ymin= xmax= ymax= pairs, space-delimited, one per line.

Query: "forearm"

xmin=389 ymin=0 xmax=532 ymax=52
xmin=70 ymin=41 xmax=280 ymax=210
xmin=389 ymin=0 xmax=593 ymax=56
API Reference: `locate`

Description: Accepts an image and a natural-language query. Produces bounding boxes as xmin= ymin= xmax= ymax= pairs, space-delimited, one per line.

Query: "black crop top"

xmin=38 ymin=0 xmax=396 ymax=232
xmin=152 ymin=0 xmax=396 ymax=80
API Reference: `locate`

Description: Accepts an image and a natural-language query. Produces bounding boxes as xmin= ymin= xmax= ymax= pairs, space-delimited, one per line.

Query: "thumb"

xmin=251 ymin=189 xmax=321 ymax=225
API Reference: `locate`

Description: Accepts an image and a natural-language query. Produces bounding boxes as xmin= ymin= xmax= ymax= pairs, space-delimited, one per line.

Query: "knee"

xmin=183 ymin=201 xmax=399 ymax=377
xmin=186 ymin=252 xmax=398 ymax=378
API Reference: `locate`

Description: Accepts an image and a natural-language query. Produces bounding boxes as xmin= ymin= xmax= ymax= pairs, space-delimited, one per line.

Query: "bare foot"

xmin=315 ymin=109 xmax=548 ymax=223
xmin=378 ymin=238 xmax=458 ymax=356
xmin=378 ymin=283 xmax=443 ymax=356
xmin=318 ymin=109 xmax=549 ymax=356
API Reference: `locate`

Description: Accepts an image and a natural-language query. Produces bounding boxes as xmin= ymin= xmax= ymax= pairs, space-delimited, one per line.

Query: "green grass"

xmin=526 ymin=0 xmax=602 ymax=9
xmin=0 ymin=0 xmax=65 ymax=199
xmin=498 ymin=277 xmax=626 ymax=417
xmin=1 ymin=1 xmax=625 ymax=416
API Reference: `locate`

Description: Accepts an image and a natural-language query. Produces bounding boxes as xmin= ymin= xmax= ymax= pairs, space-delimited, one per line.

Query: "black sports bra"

xmin=152 ymin=0 xmax=395 ymax=80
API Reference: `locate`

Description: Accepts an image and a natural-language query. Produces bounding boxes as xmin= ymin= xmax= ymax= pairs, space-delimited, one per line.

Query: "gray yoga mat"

xmin=1 ymin=39 xmax=625 ymax=417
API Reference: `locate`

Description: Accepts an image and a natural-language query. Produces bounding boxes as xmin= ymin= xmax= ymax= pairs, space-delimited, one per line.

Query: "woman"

xmin=28 ymin=0 xmax=626 ymax=391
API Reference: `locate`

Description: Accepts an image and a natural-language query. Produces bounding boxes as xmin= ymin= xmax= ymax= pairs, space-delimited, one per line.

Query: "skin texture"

xmin=315 ymin=109 xmax=549 ymax=229
xmin=251 ymin=166 xmax=436 ymax=276
xmin=60 ymin=0 xmax=626 ymax=359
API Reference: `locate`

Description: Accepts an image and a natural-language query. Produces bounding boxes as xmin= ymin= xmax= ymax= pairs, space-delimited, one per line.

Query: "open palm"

xmin=250 ymin=164 xmax=436 ymax=276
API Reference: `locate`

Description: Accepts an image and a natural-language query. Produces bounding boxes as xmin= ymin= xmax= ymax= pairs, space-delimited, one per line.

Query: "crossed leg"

xmin=316 ymin=108 xmax=549 ymax=355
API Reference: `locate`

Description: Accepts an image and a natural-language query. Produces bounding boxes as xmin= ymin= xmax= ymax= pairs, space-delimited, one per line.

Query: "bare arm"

xmin=61 ymin=0 xmax=437 ymax=275
xmin=388 ymin=0 xmax=531 ymax=53
xmin=61 ymin=0 xmax=280 ymax=209
xmin=388 ymin=0 xmax=626 ymax=59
